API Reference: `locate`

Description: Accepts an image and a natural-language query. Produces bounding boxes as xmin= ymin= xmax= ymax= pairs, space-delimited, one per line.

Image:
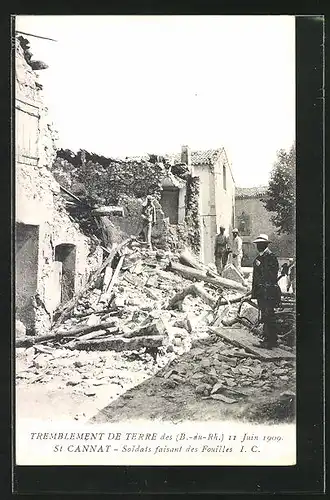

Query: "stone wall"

xmin=235 ymin=196 xmax=295 ymax=265
xmin=193 ymin=152 xmax=235 ymax=265
xmin=54 ymin=150 xmax=167 ymax=206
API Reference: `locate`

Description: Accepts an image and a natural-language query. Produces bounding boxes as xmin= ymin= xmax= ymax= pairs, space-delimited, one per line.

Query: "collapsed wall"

xmin=15 ymin=37 xmax=103 ymax=334
xmin=52 ymin=150 xmax=202 ymax=255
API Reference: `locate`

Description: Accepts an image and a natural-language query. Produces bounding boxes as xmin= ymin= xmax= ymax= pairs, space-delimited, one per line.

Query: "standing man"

xmin=231 ymin=228 xmax=243 ymax=272
xmin=251 ymin=234 xmax=281 ymax=349
xmin=141 ymin=195 xmax=156 ymax=250
xmin=214 ymin=225 xmax=229 ymax=275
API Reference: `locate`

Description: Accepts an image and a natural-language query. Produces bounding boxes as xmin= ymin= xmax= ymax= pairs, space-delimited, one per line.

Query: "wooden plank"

xmin=209 ymin=326 xmax=295 ymax=361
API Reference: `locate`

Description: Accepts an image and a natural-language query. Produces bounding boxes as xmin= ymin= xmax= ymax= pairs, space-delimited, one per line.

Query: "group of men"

xmin=214 ymin=226 xmax=243 ymax=275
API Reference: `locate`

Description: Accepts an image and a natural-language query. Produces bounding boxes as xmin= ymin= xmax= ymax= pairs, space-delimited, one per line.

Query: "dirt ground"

xmin=91 ymin=334 xmax=295 ymax=425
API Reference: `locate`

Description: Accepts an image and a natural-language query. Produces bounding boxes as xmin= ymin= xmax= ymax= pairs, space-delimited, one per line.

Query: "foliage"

xmin=263 ymin=143 xmax=296 ymax=234
xmin=185 ymin=176 xmax=201 ymax=253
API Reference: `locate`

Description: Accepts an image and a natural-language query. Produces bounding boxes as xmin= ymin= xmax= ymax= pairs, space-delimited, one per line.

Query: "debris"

xmin=167 ymin=261 xmax=247 ymax=292
xmin=207 ymin=394 xmax=237 ymax=404
xmin=222 ymin=263 xmax=246 ymax=286
xmin=195 ymin=383 xmax=212 ymax=395
xmin=52 ymin=237 xmax=132 ymax=328
xmin=86 ymin=314 xmax=102 ymax=327
xmin=106 ymin=254 xmax=125 ymax=296
xmin=125 ymin=319 xmax=166 ymax=339
xmin=18 ymin=319 xmax=119 ymax=346
xmin=211 ymin=382 xmax=223 ymax=394
xmin=68 ymin=327 xmax=119 ymax=344
xmin=66 ymin=374 xmax=81 ymax=386
xmin=168 ymin=283 xmax=216 ymax=309
xmin=179 ymin=249 xmax=205 ymax=270
xmin=209 ymin=326 xmax=295 ymax=361
xmin=162 ymin=379 xmax=177 ymax=389
xmin=70 ymin=334 xmax=164 ymax=352
xmin=34 ymin=344 xmax=54 ymax=355
xmin=99 ymin=265 xmax=113 ymax=300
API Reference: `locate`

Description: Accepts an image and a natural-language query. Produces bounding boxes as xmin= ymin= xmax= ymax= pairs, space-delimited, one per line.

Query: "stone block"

xmin=222 ymin=264 xmax=246 ymax=285
xmin=72 ymin=335 xmax=164 ymax=352
xmin=238 ymin=302 xmax=259 ymax=325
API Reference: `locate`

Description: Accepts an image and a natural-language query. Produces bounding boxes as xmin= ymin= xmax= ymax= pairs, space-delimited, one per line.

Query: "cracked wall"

xmin=15 ymin=38 xmax=102 ymax=333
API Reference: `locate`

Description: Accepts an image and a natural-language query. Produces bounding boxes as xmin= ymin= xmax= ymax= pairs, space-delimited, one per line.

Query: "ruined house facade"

xmin=235 ymin=186 xmax=294 ymax=266
xmin=162 ymin=146 xmax=235 ymax=265
xmin=15 ymin=38 xmax=102 ymax=333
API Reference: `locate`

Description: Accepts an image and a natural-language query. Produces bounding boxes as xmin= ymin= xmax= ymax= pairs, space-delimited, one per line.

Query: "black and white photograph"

xmin=14 ymin=15 xmax=296 ymax=466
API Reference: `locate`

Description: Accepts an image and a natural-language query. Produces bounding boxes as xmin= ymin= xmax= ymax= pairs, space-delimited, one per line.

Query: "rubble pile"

xmin=157 ymin=334 xmax=295 ymax=400
xmin=18 ymin=241 xmax=241 ymax=358
xmin=16 ymin=345 xmax=158 ymax=400
xmin=16 ymin=238 xmax=295 ymax=423
xmin=59 ymin=244 xmax=219 ymax=356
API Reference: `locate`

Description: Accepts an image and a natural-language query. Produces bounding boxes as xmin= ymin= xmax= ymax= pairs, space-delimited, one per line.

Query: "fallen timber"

xmin=179 ymin=249 xmax=218 ymax=278
xmin=209 ymin=326 xmax=295 ymax=361
xmin=16 ymin=320 xmax=119 ymax=347
xmin=168 ymin=283 xmax=216 ymax=309
xmin=167 ymin=261 xmax=247 ymax=293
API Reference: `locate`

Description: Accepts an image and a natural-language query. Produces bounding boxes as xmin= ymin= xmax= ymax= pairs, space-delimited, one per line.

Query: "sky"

xmin=15 ymin=15 xmax=295 ymax=187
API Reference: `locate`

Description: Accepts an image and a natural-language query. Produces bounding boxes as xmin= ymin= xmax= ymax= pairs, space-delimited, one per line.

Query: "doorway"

xmin=160 ymin=188 xmax=179 ymax=224
xmin=55 ymin=243 xmax=76 ymax=303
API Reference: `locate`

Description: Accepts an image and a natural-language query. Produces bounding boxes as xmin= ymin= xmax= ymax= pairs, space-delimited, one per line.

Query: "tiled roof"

xmin=123 ymin=155 xmax=150 ymax=162
xmin=235 ymin=186 xmax=268 ymax=198
xmin=166 ymin=148 xmax=223 ymax=166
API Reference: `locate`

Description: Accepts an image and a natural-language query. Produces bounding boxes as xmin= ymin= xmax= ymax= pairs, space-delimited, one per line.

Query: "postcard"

xmin=14 ymin=14 xmax=296 ymax=467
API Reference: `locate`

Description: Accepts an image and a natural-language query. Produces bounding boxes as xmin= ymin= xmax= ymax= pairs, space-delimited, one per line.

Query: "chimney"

xmin=181 ymin=145 xmax=191 ymax=166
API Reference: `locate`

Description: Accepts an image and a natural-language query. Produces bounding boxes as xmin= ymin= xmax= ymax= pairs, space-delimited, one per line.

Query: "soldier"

xmin=251 ymin=234 xmax=281 ymax=349
xmin=141 ymin=195 xmax=156 ymax=250
xmin=214 ymin=225 xmax=229 ymax=274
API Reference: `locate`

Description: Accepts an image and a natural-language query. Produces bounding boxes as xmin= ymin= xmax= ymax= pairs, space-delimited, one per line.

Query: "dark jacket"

xmin=251 ymin=248 xmax=280 ymax=306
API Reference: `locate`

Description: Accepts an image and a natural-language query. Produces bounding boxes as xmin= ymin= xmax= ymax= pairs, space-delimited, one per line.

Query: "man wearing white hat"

xmin=230 ymin=228 xmax=243 ymax=272
xmin=251 ymin=234 xmax=281 ymax=349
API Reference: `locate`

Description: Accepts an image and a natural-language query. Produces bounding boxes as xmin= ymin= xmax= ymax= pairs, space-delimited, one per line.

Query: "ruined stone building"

xmin=235 ymin=186 xmax=294 ymax=266
xmin=162 ymin=146 xmax=236 ymax=265
xmin=15 ymin=37 xmax=102 ymax=334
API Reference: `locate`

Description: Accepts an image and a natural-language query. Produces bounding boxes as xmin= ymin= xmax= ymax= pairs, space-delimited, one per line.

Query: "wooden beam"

xmin=209 ymin=326 xmax=295 ymax=361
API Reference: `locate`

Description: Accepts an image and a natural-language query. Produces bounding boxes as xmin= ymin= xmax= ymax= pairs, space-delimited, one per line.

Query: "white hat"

xmin=253 ymin=233 xmax=270 ymax=243
xmin=232 ymin=228 xmax=239 ymax=233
